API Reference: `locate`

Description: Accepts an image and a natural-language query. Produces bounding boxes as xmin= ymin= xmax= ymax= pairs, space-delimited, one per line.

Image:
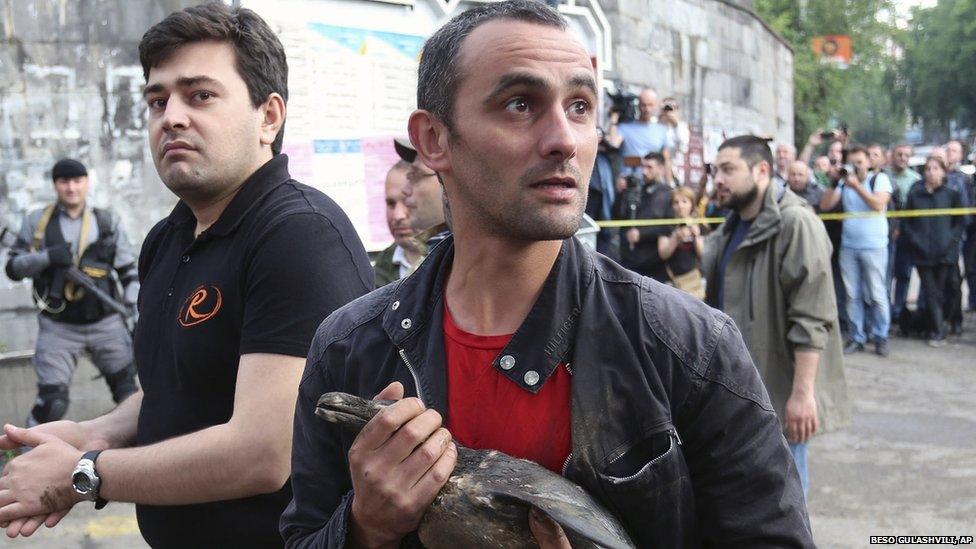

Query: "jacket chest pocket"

xmin=596 ymin=427 xmax=696 ymax=547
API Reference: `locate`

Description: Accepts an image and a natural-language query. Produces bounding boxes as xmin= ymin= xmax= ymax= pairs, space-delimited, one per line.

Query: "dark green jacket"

xmin=703 ymin=185 xmax=851 ymax=434
xmin=373 ymin=243 xmax=399 ymax=288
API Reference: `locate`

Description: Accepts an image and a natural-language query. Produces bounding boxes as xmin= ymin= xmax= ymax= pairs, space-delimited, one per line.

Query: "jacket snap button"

xmin=401 ymin=318 xmax=412 ymax=329
xmin=500 ymin=355 xmax=516 ymax=370
xmin=391 ymin=300 xmax=400 ymax=310
xmin=524 ymin=370 xmax=540 ymax=386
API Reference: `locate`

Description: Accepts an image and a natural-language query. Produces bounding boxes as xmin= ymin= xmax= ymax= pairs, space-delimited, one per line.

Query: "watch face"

xmin=72 ymin=472 xmax=93 ymax=493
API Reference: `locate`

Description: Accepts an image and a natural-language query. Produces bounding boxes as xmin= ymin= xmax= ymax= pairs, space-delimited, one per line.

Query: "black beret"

xmin=51 ymin=158 xmax=87 ymax=181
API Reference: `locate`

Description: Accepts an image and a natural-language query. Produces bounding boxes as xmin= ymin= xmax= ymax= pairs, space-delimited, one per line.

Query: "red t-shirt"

xmin=443 ymin=302 xmax=571 ymax=473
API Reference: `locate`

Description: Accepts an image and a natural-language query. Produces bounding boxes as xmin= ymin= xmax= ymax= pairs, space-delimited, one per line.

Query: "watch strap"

xmin=81 ymin=450 xmax=108 ymax=509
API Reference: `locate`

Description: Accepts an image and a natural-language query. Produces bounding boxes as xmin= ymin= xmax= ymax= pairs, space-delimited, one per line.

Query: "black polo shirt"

xmin=133 ymin=154 xmax=372 ymax=547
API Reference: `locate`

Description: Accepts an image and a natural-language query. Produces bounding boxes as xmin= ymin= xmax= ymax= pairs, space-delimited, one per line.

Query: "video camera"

xmin=619 ymin=156 xmax=645 ymax=219
xmin=607 ymin=90 xmax=640 ymax=124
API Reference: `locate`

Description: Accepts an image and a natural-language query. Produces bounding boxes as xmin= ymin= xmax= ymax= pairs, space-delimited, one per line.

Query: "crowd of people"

xmin=585 ymin=104 xmax=975 ymax=351
xmin=0 ymin=0 xmax=970 ymax=547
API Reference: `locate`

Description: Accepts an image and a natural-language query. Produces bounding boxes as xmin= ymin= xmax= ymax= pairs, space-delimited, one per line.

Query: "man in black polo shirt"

xmin=0 ymin=4 xmax=371 ymax=545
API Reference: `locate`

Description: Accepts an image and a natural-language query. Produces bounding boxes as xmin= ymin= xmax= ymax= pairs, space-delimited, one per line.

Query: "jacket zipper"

xmin=606 ymin=428 xmax=683 ymax=485
xmin=398 ymin=348 xmax=425 ymax=403
xmin=747 ymin=260 xmax=755 ymax=321
xmin=561 ymin=452 xmax=573 ymax=476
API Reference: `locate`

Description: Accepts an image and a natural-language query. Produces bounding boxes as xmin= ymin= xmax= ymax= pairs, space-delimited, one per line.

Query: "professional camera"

xmin=619 ymin=157 xmax=645 ymax=219
xmin=607 ymin=90 xmax=640 ymax=123
xmin=820 ymin=122 xmax=850 ymax=141
xmin=830 ymin=148 xmax=855 ymax=185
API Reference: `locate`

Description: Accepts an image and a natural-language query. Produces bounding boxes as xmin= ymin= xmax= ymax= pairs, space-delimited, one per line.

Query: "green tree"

xmin=900 ymin=0 xmax=976 ymax=140
xmin=754 ymin=0 xmax=907 ymax=146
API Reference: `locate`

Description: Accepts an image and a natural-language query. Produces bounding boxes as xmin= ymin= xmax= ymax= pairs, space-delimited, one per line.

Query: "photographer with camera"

xmin=821 ymin=144 xmax=893 ymax=357
xmin=584 ymin=109 xmax=623 ymax=257
xmin=613 ymin=88 xmax=673 ymax=181
xmin=659 ymin=97 xmax=689 ymax=185
xmin=614 ymin=152 xmax=674 ymax=283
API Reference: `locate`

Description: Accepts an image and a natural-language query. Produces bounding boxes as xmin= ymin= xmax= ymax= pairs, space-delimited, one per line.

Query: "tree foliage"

xmin=900 ymin=0 xmax=976 ymax=140
xmin=754 ymin=0 xmax=907 ymax=146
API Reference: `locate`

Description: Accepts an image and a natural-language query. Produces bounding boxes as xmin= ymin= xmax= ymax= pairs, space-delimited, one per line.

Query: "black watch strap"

xmin=82 ymin=450 xmax=109 ymax=510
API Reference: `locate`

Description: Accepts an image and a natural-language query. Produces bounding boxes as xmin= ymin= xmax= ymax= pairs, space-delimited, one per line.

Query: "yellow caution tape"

xmin=596 ymin=207 xmax=976 ymax=228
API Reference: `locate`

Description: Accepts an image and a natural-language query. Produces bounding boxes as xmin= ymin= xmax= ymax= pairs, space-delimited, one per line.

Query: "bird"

xmin=316 ymin=391 xmax=635 ymax=549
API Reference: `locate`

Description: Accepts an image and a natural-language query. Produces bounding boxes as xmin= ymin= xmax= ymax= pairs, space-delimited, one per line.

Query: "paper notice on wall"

xmin=262 ymin=17 xmax=424 ymax=251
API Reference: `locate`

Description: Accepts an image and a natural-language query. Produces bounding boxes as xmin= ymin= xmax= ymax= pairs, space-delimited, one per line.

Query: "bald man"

xmin=373 ymin=161 xmax=423 ymax=287
xmin=613 ymin=87 xmax=673 ymax=179
xmin=788 ymin=161 xmax=824 ymax=213
xmin=775 ymin=143 xmax=797 ymax=184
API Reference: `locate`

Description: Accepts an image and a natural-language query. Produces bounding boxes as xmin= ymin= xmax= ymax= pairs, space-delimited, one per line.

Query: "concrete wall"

xmin=600 ymin=0 xmax=794 ymax=146
xmin=0 ymin=0 xmax=199 ymax=353
xmin=0 ymin=0 xmax=793 ymax=356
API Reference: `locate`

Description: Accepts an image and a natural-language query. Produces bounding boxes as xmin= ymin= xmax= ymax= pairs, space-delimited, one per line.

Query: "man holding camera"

xmin=615 ymin=152 xmax=674 ymax=283
xmin=821 ymin=144 xmax=893 ymax=356
xmin=4 ymin=158 xmax=140 ymax=428
xmin=612 ymin=88 xmax=673 ymax=180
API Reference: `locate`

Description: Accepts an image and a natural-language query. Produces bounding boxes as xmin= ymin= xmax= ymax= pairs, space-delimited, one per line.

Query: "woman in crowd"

xmin=659 ymin=186 xmax=705 ymax=299
xmin=901 ymin=156 xmax=966 ymax=346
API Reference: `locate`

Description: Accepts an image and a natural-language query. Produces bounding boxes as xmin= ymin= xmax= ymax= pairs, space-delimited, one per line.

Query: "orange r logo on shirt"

xmin=178 ymin=285 xmax=223 ymax=327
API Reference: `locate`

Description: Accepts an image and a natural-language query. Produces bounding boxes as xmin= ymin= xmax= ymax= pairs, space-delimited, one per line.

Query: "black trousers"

xmin=964 ymin=232 xmax=976 ymax=310
xmin=945 ymin=262 xmax=962 ymax=326
xmin=918 ymin=264 xmax=952 ymax=338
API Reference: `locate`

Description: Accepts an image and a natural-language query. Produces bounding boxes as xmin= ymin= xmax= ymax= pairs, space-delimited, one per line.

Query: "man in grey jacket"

xmin=4 ymin=158 xmax=140 ymax=427
xmin=704 ymin=135 xmax=850 ymax=498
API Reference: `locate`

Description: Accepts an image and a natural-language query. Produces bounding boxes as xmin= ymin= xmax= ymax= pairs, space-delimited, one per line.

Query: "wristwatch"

xmin=72 ymin=450 xmax=108 ymax=509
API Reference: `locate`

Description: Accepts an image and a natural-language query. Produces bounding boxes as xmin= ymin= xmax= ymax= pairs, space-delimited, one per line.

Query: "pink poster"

xmin=360 ymin=135 xmax=402 ymax=246
xmin=281 ymin=140 xmax=315 ymax=184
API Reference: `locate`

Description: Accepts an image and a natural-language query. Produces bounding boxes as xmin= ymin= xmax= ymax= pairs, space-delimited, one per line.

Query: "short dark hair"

xmin=643 ymin=151 xmax=665 ymax=164
xmin=718 ymin=135 xmax=774 ymax=172
xmin=847 ymin=143 xmax=869 ymax=158
xmin=139 ymin=2 xmax=288 ymax=154
xmin=417 ymin=0 xmax=567 ymax=132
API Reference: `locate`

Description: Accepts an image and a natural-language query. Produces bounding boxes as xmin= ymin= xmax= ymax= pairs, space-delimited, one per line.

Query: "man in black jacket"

xmin=616 ymin=151 xmax=674 ymax=282
xmin=281 ymin=1 xmax=812 ymax=547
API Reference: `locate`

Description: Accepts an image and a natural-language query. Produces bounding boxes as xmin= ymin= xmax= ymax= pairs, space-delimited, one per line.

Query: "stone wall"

xmin=0 ymin=0 xmax=793 ymax=355
xmin=0 ymin=0 xmax=197 ymax=354
xmin=600 ymin=0 xmax=794 ymax=146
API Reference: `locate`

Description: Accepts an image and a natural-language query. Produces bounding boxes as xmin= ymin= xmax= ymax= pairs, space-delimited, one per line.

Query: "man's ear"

xmin=755 ymin=159 xmax=771 ymax=182
xmin=408 ymin=110 xmax=450 ymax=174
xmin=258 ymin=93 xmax=286 ymax=148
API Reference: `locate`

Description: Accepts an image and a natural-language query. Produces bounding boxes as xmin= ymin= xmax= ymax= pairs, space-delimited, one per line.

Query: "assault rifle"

xmin=0 ymin=223 xmax=133 ymax=321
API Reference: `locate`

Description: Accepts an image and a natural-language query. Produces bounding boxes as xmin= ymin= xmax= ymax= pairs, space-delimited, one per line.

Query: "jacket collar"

xmin=165 ymin=154 xmax=292 ymax=236
xmin=383 ymin=235 xmax=593 ymax=395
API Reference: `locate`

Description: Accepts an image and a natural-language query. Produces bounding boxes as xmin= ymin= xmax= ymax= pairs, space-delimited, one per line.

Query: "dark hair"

xmin=847 ymin=143 xmax=869 ymax=158
xmin=139 ymin=2 xmax=288 ymax=154
xmin=417 ymin=0 xmax=567 ymax=132
xmin=643 ymin=151 xmax=665 ymax=164
xmin=718 ymin=135 xmax=774 ymax=172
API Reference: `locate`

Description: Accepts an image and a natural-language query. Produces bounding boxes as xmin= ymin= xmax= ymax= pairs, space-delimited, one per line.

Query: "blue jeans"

xmin=840 ymin=247 xmax=890 ymax=343
xmin=789 ymin=441 xmax=808 ymax=499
